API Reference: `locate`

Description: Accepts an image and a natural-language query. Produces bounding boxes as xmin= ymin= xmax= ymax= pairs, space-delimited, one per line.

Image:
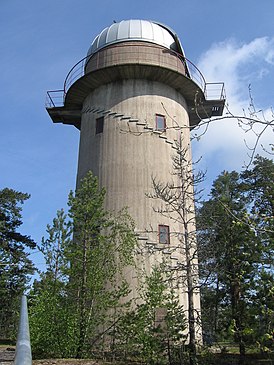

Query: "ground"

xmin=0 ymin=346 xmax=123 ymax=365
xmin=33 ymin=361 xmax=103 ymax=365
xmin=1 ymin=346 xmax=273 ymax=364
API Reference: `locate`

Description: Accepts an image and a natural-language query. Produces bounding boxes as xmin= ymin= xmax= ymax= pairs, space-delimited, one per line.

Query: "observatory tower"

xmin=46 ymin=19 xmax=225 ymax=331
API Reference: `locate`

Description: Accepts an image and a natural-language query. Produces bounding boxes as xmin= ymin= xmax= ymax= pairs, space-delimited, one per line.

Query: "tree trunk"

xmin=184 ymin=224 xmax=198 ymax=365
xmin=231 ymin=278 xmax=245 ymax=361
xmin=76 ymin=238 xmax=88 ymax=358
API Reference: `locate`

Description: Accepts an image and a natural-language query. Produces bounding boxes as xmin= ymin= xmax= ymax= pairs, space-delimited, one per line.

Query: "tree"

xmin=30 ymin=172 xmax=137 ymax=358
xmin=149 ymin=138 xmax=204 ymax=365
xmin=241 ymin=156 xmax=274 ymax=260
xmin=241 ymin=156 xmax=274 ymax=352
xmin=39 ymin=209 xmax=71 ymax=289
xmin=113 ymin=265 xmax=187 ymax=365
xmin=67 ymin=172 xmax=137 ymax=357
xmin=0 ymin=188 xmax=35 ymax=339
xmin=29 ymin=209 xmax=76 ymax=358
xmin=197 ymin=168 xmax=272 ymax=359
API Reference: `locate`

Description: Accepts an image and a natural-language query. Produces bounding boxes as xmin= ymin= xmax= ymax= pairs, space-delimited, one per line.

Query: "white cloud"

xmin=197 ymin=37 xmax=274 ymax=104
xmin=192 ymin=37 xmax=274 ymax=175
xmin=265 ymin=47 xmax=274 ymax=65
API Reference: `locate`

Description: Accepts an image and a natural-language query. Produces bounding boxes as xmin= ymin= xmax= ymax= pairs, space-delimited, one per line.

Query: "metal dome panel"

xmin=87 ymin=20 xmax=179 ymax=57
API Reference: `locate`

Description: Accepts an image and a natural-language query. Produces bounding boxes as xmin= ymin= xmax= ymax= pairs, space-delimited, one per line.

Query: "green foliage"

xmin=67 ymin=173 xmax=137 ymax=357
xmin=241 ymin=157 xmax=274 ymax=353
xmin=30 ymin=172 xmax=137 ymax=359
xmin=198 ymin=171 xmax=258 ymax=347
xmin=39 ymin=209 xmax=71 ymax=282
xmin=30 ymin=280 xmax=78 ymax=358
xmin=29 ymin=208 xmax=75 ymax=358
xmin=0 ymin=188 xmax=35 ymax=338
xmin=197 ymin=156 xmax=274 ymax=355
xmin=112 ymin=265 xmax=187 ymax=364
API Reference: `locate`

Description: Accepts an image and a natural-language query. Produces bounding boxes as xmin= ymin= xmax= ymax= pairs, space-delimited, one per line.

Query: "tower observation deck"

xmin=46 ymin=20 xmax=225 ymax=129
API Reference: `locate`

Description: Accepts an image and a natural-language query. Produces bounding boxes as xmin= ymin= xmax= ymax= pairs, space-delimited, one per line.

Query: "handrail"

xmin=45 ymin=90 xmax=64 ymax=108
xmin=46 ymin=45 xmax=225 ymax=109
xmin=64 ymin=55 xmax=89 ymax=96
xmin=14 ymin=295 xmax=32 ymax=365
xmin=62 ymin=44 xmax=208 ymax=96
xmin=205 ymin=82 xmax=226 ymax=101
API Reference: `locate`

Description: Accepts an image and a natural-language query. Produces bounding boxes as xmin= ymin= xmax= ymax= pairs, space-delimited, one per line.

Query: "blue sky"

xmin=1 ymin=0 xmax=273 ymax=272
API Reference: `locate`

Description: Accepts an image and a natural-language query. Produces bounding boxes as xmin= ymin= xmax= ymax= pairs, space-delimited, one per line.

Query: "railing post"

xmin=14 ymin=295 xmax=32 ymax=365
xmin=46 ymin=91 xmax=55 ymax=108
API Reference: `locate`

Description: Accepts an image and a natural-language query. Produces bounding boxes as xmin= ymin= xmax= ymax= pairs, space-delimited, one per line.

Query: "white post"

xmin=14 ymin=295 xmax=32 ymax=365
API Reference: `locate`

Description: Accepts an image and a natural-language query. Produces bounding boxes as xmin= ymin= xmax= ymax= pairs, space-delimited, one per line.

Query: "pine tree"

xmin=30 ymin=172 xmax=137 ymax=358
xmin=197 ymin=171 xmax=259 ymax=357
xmin=30 ymin=209 xmax=75 ymax=358
xmin=0 ymin=188 xmax=35 ymax=339
xmin=241 ymin=156 xmax=274 ymax=352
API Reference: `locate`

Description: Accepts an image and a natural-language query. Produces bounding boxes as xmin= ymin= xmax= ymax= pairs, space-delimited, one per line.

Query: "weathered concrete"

xmin=76 ymin=71 xmax=201 ymax=335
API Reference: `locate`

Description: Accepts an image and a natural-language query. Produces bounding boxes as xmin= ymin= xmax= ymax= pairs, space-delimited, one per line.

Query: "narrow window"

xmin=156 ymin=114 xmax=166 ymax=131
xmin=96 ymin=116 xmax=104 ymax=134
xmin=155 ymin=307 xmax=167 ymax=330
xmin=158 ymin=225 xmax=170 ymax=244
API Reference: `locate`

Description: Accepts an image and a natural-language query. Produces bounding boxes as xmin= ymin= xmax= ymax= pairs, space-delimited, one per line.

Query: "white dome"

xmin=87 ymin=20 xmax=182 ymax=56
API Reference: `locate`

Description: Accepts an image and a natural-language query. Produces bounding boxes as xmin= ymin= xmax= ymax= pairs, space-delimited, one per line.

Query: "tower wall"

xmin=77 ymin=76 xmax=192 ymax=246
xmin=76 ymin=77 xmax=201 ymax=321
xmin=77 ymin=78 xmax=189 ymax=234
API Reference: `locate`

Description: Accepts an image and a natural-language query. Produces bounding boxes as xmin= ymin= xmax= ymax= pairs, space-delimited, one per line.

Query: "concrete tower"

xmin=46 ymin=19 xmax=225 ymax=333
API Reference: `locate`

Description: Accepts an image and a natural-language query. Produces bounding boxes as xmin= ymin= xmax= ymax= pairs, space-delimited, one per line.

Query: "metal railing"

xmin=62 ymin=46 xmax=208 ymax=96
xmin=46 ymin=45 xmax=225 ymax=108
xmin=204 ymin=82 xmax=226 ymax=101
xmin=45 ymin=89 xmax=64 ymax=108
xmin=64 ymin=55 xmax=89 ymax=96
xmin=14 ymin=295 xmax=32 ymax=365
